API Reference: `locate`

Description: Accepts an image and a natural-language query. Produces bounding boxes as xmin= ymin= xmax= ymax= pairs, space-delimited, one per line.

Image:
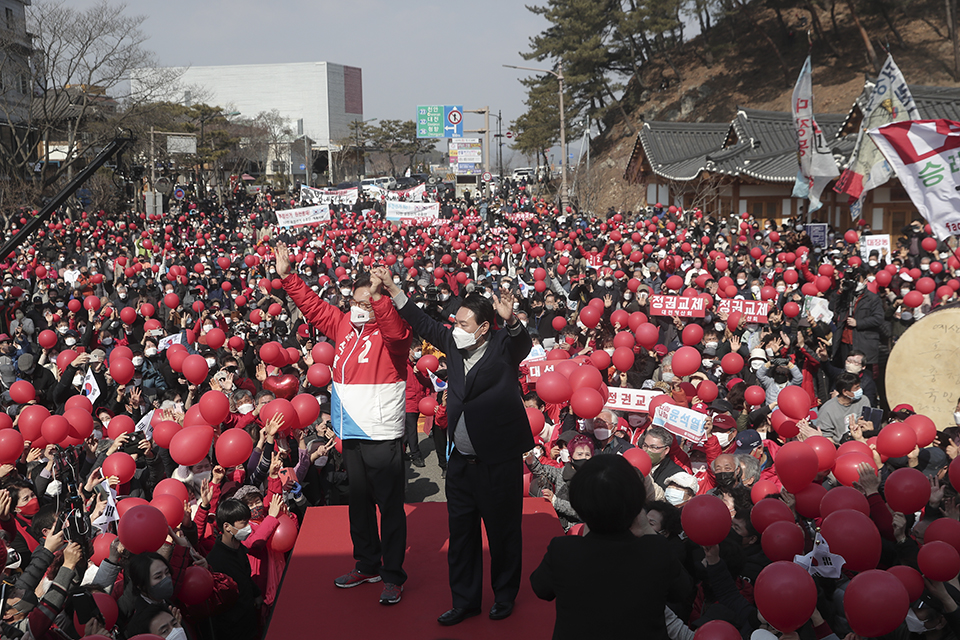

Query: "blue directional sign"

xmin=417 ymin=105 xmax=463 ymax=138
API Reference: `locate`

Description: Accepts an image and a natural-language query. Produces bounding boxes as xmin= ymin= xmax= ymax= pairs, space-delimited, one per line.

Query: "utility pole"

xmin=504 ymin=63 xmax=568 ymax=209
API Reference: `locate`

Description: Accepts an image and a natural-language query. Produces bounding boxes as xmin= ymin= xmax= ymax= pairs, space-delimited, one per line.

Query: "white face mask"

xmin=905 ymin=609 xmax=931 ymax=634
xmin=715 ymin=431 xmax=734 ymax=447
xmin=452 ymin=324 xmax=484 ymax=350
xmin=704 ymin=341 xmax=718 ymax=351
xmin=664 ymin=487 xmax=686 ymax=506
xmin=65 ymin=338 xmax=76 ymax=347
xmin=132 ymin=356 xmax=144 ymax=367
xmin=559 ymin=449 xmax=570 ymax=462
xmin=232 ymin=524 xmax=253 ymax=541
xmin=593 ymin=428 xmax=612 ymax=441
xmin=954 ymin=411 xmax=960 ymax=426
xmin=751 ymin=360 xmax=763 ymax=371
xmin=604 ymin=347 xmax=615 ymax=356
xmin=166 ymin=626 xmax=188 ymax=640
xmin=340 ymin=288 xmax=351 ymax=296
xmin=868 ymin=260 xmax=878 ymax=267
xmin=237 ymin=403 xmax=254 ymax=415
xmin=714 ymin=322 xmax=725 ymax=332
xmin=205 ymin=358 xmax=216 ymax=367
xmin=145 ymin=347 xmax=158 ymax=357
xmin=350 ymin=306 xmax=370 ymax=325
xmin=72 ymin=373 xmax=83 ymax=386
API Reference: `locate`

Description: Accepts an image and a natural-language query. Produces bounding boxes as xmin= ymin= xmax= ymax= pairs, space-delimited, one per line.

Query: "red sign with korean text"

xmin=649 ymin=294 xmax=707 ymax=318
xmin=715 ymin=298 xmax=770 ymax=324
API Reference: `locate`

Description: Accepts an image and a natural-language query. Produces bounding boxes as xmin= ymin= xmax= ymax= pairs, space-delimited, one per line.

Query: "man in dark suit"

xmin=376 ymin=266 xmax=534 ymax=626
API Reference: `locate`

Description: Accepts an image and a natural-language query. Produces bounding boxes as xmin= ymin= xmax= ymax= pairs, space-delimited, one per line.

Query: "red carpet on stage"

xmin=265 ymin=498 xmax=564 ymax=640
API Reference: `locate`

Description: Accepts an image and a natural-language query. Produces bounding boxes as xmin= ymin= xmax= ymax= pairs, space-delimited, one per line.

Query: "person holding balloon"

xmin=275 ymin=244 xmax=412 ymax=606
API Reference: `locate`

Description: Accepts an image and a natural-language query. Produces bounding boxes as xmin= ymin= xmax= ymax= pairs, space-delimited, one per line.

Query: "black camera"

xmin=121 ymin=431 xmax=145 ymax=455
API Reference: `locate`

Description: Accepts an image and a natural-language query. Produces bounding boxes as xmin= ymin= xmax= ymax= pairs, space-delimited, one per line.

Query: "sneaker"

xmin=380 ymin=582 xmax=402 ymax=605
xmin=334 ymin=570 xmax=382 ymax=588
xmin=412 ymin=456 xmax=425 ymax=468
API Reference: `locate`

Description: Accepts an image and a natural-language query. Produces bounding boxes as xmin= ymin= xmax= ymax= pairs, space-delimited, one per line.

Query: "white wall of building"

xmin=132 ymin=61 xmax=362 ymax=149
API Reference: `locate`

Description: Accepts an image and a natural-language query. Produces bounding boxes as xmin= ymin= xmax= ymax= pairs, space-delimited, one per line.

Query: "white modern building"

xmin=131 ymin=60 xmax=362 ymax=160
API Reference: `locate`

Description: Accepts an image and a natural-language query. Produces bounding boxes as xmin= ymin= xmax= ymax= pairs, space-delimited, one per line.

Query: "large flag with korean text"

xmin=868 ymin=119 xmax=960 ymax=241
xmin=835 ymin=54 xmax=919 ymax=219
xmin=791 ymin=56 xmax=839 ymax=213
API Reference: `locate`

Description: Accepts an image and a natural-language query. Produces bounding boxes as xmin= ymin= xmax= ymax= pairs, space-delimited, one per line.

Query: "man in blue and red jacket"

xmin=276 ymin=244 xmax=411 ymax=606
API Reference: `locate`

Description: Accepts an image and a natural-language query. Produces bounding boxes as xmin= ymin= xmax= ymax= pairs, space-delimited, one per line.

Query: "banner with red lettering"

xmin=649 ymin=294 xmax=707 ymax=318
xmin=603 ymin=388 xmax=662 ymax=414
xmin=715 ymin=298 xmax=770 ymax=323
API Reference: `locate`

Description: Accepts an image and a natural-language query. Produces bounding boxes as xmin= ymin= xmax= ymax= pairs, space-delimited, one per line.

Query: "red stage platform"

xmin=265 ymin=498 xmax=564 ymax=640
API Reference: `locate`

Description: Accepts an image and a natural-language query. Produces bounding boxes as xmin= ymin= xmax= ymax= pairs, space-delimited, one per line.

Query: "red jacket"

xmin=405 ymin=363 xmax=432 ymax=413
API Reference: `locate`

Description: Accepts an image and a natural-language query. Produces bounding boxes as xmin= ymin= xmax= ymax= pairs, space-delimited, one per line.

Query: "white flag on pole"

xmin=868 ymin=119 xmax=960 ymax=241
xmin=82 ymin=367 xmax=101 ymax=405
xmin=791 ymin=56 xmax=839 ymax=213
xmin=91 ymin=480 xmax=119 ymax=534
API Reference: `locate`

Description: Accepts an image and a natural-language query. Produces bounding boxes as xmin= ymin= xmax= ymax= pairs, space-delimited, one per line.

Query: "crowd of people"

xmin=0 ymin=176 xmax=954 ymax=640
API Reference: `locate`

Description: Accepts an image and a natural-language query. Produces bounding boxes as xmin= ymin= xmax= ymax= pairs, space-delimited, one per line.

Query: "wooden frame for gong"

xmin=885 ymin=301 xmax=960 ymax=430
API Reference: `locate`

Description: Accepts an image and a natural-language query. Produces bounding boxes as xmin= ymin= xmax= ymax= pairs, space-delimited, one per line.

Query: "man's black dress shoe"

xmin=489 ymin=602 xmax=514 ymax=620
xmin=437 ymin=607 xmax=481 ymax=626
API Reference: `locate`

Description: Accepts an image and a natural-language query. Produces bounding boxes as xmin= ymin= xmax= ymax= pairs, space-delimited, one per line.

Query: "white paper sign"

xmin=91 ymin=479 xmax=119 ymax=534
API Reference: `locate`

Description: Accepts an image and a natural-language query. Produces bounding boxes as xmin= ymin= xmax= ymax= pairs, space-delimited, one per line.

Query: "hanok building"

xmin=623 ymin=84 xmax=960 ymax=235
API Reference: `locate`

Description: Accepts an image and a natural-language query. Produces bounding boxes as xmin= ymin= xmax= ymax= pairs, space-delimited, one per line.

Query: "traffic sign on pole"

xmin=417 ymin=105 xmax=463 ymax=138
xmin=173 ymin=187 xmax=185 ymax=201
xmin=481 ymin=171 xmax=492 ymax=183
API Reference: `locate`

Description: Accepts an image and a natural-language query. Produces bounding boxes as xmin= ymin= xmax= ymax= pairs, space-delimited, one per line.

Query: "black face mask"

xmin=715 ymin=471 xmax=739 ymax=488
xmin=570 ymin=458 xmax=587 ymax=471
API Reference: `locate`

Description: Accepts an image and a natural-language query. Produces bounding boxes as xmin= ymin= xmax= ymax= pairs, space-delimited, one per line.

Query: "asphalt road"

xmin=404 ymin=432 xmax=447 ymax=503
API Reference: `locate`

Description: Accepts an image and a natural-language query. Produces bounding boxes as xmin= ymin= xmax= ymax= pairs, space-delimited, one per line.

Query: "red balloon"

xmin=589 ymin=350 xmax=611 ymax=370
xmin=697 ymin=380 xmax=718 ymax=403
xmin=116 ymin=497 xmax=148 ymax=520
xmin=307 ymin=364 xmax=332 ymax=388
xmin=106 ymin=415 xmax=135 ymax=440
xmin=926 ymin=517 xmax=960 ymax=554
xmin=754 ymin=561 xmax=817 ymax=632
xmin=751 ymin=479 xmax=780 ymax=504
xmin=536 ymin=371 xmax=573 ymax=404
xmin=622 ymin=448 xmax=652 ymax=476
xmin=118 ymin=505 xmax=168 ymax=554
xmin=65 ymin=394 xmax=93 ymax=414
xmin=750 ymin=498 xmax=794 ymax=533
xmin=776 ymin=386 xmax=810 ymax=420
xmin=919 ymin=540 xmax=960 ymax=581
xmin=169 ymin=425 xmax=214 ymax=466
xmin=154 ymin=477 xmax=189 ymax=504
xmin=744 ymin=385 xmax=766 ymax=406
xmin=876 ymin=422 xmax=917 ymax=458
xmin=63 ymin=408 xmax=93 ymax=439
xmin=199 ymin=390 xmax=230 ymax=425
xmin=837 ymin=440 xmax=873 ymax=458
xmin=417 ymin=396 xmax=437 ymax=417
xmin=151 ymin=493 xmax=186 ymax=529
xmin=291 ymin=394 xmax=320 ymax=427
xmin=40 ymin=415 xmax=69 ymax=445
xmin=805 ymin=436 xmax=837 ymax=472
xmin=205 ymin=328 xmax=226 ymax=350
xmin=682 ymin=324 xmax=704 ymax=346
xmin=612 ymin=347 xmax=635 ymax=372
xmin=820 ymin=509 xmax=881 ymax=572
xmin=109 ymin=357 xmax=134 ymax=385
xmin=793 ymin=482 xmax=827 ymax=519
xmin=177 ymin=566 xmax=215 ymax=606
xmin=693 ymin=620 xmax=740 ymax=640
xmin=37 ymin=330 xmax=57 ymax=350
xmin=568 ymin=366 xmax=602 ymax=392
xmin=181 ymin=354 xmax=209 ymax=385
xmin=905 ymin=414 xmax=937 ymax=447
xmin=635 ymin=323 xmax=659 ymax=349
xmin=672 ymin=346 xmax=701 ymax=377
xmin=153 ymin=421 xmax=182 ymax=449
xmin=102 ymin=452 xmax=136 ymax=484
xmin=215 ymin=428 xmax=254 ymax=468
xmin=579 ymin=306 xmax=601 ymax=329
xmin=526 ymin=407 xmax=546 ymax=437
xmin=888 ymin=565 xmax=925 ymax=602
xmin=884 ymin=467 xmax=931 ymax=513
xmin=18 ymin=405 xmax=50 ymax=442
xmin=551 ymin=316 xmax=567 ymax=332
xmin=761 ymin=520 xmax=805 ymax=562
xmin=570 ymin=387 xmax=604 ymax=419
xmin=843 ymin=570 xmax=911 ymax=637
xmin=820 ymin=485 xmax=870 ymax=518
xmin=783 ymin=301 xmax=800 ymax=318
xmin=92 ymin=532 xmax=117 ymax=566
xmin=270 ymin=514 xmax=299 ymax=552
xmin=833 ymin=452 xmax=876 ymax=486
xmin=0 ymin=430 xmax=23 ymax=464
xmin=720 ymin=352 xmax=743 ymax=375
xmin=774 ymin=441 xmax=818 ymax=493
xmin=680 ymin=495 xmax=732 ymax=546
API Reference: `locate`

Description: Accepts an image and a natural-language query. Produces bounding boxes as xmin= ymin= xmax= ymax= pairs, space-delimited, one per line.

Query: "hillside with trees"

xmin=511 ymin=0 xmax=960 ymax=214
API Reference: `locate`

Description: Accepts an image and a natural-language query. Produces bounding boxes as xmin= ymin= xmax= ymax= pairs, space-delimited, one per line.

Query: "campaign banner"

xmin=300 ymin=185 xmax=359 ymax=205
xmin=715 ymin=298 xmax=770 ymax=324
xmin=386 ymin=200 xmax=440 ymax=221
xmin=649 ymin=294 xmax=707 ymax=318
xmin=525 ymin=361 xmax=555 ymax=382
xmin=399 ymin=217 xmax=445 ymax=226
xmin=276 ymin=204 xmax=331 ymax=228
xmin=506 ymin=212 xmax=539 ymax=222
xmin=652 ymin=403 xmax=708 ymax=443
xmin=387 ymin=183 xmax=426 ymax=201
xmin=859 ymin=234 xmax=891 ymax=261
xmin=790 ymin=56 xmax=839 ymax=212
xmin=603 ymin=388 xmax=662 ymax=414
xmin=805 ymin=223 xmax=829 ymax=248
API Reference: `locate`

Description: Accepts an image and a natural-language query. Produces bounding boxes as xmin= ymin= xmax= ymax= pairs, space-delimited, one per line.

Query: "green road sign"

xmin=417 ymin=105 xmax=444 ymax=138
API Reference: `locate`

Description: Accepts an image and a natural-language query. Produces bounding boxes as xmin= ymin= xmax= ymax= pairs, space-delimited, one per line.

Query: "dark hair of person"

xmin=216 ymin=498 xmax=251 ymax=530
xmin=28 ymin=504 xmax=58 ymax=541
xmin=124 ymin=552 xmax=170 ymax=597
xmin=460 ymin=293 xmax=496 ymax=329
xmin=726 ymin=381 xmax=747 ymax=412
xmin=645 ymin=500 xmax=683 ymax=538
xmin=568 ymin=455 xmax=646 ymax=534
xmin=835 ymin=372 xmax=860 ymax=394
xmin=126 ymin=603 xmax=174 ymax=637
xmin=353 ymin=273 xmax=372 ymax=291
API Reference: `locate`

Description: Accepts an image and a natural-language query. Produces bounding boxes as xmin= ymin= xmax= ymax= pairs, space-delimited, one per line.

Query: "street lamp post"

xmin=504 ymin=62 xmax=567 ymax=209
